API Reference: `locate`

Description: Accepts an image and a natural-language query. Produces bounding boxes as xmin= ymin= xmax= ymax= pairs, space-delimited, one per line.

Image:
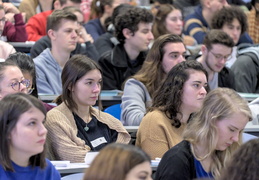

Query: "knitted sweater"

xmin=136 ymin=110 xmax=186 ymax=160
xmin=45 ymin=102 xmax=131 ymax=163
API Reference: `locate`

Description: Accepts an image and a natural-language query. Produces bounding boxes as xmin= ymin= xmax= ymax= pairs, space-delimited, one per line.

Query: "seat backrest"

xmin=61 ymin=173 xmax=84 ymax=180
xmin=104 ymin=104 xmax=121 ymax=120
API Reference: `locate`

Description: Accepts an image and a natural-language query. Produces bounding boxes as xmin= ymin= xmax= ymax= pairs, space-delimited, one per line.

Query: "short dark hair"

xmin=47 ymin=9 xmax=77 ymax=32
xmin=90 ymin=0 xmax=115 ymax=18
xmin=0 ymin=93 xmax=47 ymax=171
xmin=211 ymin=6 xmax=248 ymax=35
xmin=115 ymin=6 xmax=154 ymax=44
xmin=151 ymin=60 xmax=208 ymax=128
xmin=61 ymin=54 xmax=102 ymax=112
xmin=203 ymin=29 xmax=235 ymax=50
xmin=251 ymin=0 xmax=259 ymax=6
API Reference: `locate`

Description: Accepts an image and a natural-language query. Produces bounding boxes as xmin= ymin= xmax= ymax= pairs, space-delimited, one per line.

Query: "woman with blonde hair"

xmin=83 ymin=143 xmax=152 ymax=180
xmin=155 ymin=88 xmax=252 ymax=180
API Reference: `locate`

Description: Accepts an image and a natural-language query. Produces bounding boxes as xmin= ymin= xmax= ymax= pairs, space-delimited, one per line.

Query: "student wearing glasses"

xmin=0 ymin=61 xmax=30 ymax=100
xmin=195 ymin=29 xmax=236 ymax=90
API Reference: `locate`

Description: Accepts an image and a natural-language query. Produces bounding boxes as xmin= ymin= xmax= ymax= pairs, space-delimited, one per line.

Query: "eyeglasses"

xmin=0 ymin=17 xmax=6 ymax=23
xmin=10 ymin=79 xmax=30 ymax=92
xmin=209 ymin=51 xmax=232 ymax=62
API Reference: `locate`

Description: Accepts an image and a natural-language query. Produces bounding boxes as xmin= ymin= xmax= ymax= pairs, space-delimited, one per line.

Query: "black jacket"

xmin=98 ymin=44 xmax=147 ymax=90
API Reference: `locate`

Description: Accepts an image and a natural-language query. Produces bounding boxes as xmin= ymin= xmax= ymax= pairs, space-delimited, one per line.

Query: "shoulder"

xmin=41 ymin=159 xmax=61 ymax=179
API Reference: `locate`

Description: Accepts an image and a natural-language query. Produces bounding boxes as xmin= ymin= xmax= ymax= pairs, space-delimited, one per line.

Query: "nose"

xmin=178 ymin=55 xmax=185 ymax=63
xmin=72 ymin=30 xmax=78 ymax=38
xmin=231 ymin=132 xmax=239 ymax=142
xmin=19 ymin=82 xmax=27 ymax=93
xmin=148 ymin=31 xmax=154 ymax=40
xmin=39 ymin=123 xmax=48 ymax=136
xmin=200 ymin=86 xmax=207 ymax=96
xmin=92 ymin=83 xmax=101 ymax=93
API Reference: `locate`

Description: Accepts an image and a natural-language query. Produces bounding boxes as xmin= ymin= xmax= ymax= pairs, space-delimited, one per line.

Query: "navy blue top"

xmin=74 ymin=113 xmax=118 ymax=151
xmin=194 ymin=158 xmax=213 ymax=179
xmin=0 ymin=159 xmax=60 ymax=180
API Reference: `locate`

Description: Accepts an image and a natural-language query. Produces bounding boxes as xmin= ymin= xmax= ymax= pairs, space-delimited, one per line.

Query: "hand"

xmin=183 ymin=35 xmax=196 ymax=46
xmin=78 ymin=26 xmax=94 ymax=44
xmin=3 ymin=3 xmax=20 ymax=14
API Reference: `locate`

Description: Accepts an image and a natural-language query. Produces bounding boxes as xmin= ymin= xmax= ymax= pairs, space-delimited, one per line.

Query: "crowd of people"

xmin=0 ymin=0 xmax=258 ymax=179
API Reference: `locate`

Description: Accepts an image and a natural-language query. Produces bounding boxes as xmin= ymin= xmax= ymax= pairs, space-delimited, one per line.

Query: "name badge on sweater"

xmin=91 ymin=137 xmax=107 ymax=148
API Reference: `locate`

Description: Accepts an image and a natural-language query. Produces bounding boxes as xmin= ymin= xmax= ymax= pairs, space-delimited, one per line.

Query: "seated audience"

xmin=30 ymin=6 xmax=99 ymax=61
xmin=173 ymin=0 xmax=200 ymax=19
xmin=184 ymin=0 xmax=252 ymax=45
xmin=121 ymin=34 xmax=186 ymax=126
xmin=0 ymin=3 xmax=27 ymax=42
xmin=34 ymin=9 xmax=78 ymax=95
xmin=155 ymin=88 xmax=252 ymax=180
xmin=152 ymin=4 xmax=196 ymax=46
xmin=136 ymin=60 xmax=208 ymax=160
xmin=211 ymin=6 xmax=248 ymax=67
xmin=83 ymin=143 xmax=152 ymax=180
xmin=19 ymin=0 xmax=54 ymax=22
xmin=45 ymin=54 xmax=130 ymax=163
xmin=231 ymin=43 xmax=259 ymax=93
xmin=150 ymin=0 xmax=173 ymax=15
xmin=26 ymin=0 xmax=81 ymax=41
xmin=84 ymin=0 xmax=123 ymax=41
xmin=94 ymin=3 xmax=132 ymax=56
xmin=0 ymin=40 xmax=15 ymax=61
xmin=195 ymin=30 xmax=235 ymax=90
xmin=247 ymin=0 xmax=259 ymax=44
xmin=0 ymin=61 xmax=30 ymax=99
xmin=219 ymin=138 xmax=259 ymax=180
xmin=0 ymin=93 xmax=60 ymax=180
xmin=98 ymin=6 xmax=154 ymax=90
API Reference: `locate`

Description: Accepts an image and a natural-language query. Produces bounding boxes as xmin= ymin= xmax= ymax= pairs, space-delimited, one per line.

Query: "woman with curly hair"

xmin=136 ymin=60 xmax=208 ymax=160
xmin=155 ymin=88 xmax=252 ymax=180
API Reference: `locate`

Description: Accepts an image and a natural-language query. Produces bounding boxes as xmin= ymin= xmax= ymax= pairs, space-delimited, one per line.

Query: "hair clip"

xmin=96 ymin=0 xmax=100 ymax=7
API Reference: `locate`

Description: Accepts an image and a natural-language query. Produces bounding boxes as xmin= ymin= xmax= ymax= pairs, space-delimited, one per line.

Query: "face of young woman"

xmin=72 ymin=69 xmax=102 ymax=107
xmin=165 ymin=9 xmax=183 ymax=36
xmin=215 ymin=112 xmax=249 ymax=151
xmin=9 ymin=107 xmax=47 ymax=162
xmin=181 ymin=71 xmax=207 ymax=115
xmin=0 ymin=66 xmax=28 ymax=99
xmin=124 ymin=161 xmax=153 ymax=180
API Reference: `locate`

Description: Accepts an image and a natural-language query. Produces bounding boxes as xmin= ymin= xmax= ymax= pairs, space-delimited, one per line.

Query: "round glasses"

xmin=10 ymin=79 xmax=31 ymax=92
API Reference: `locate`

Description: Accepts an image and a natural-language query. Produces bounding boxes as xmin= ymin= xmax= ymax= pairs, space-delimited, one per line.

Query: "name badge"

xmin=91 ymin=137 xmax=107 ymax=148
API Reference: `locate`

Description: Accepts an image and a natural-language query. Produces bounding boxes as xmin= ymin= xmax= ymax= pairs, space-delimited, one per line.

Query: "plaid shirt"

xmin=247 ymin=8 xmax=259 ymax=44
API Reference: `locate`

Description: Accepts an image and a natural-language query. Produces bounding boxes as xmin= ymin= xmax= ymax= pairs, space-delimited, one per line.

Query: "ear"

xmin=48 ymin=29 xmax=56 ymax=41
xmin=203 ymin=0 xmax=211 ymax=8
xmin=201 ymin=45 xmax=208 ymax=55
xmin=122 ymin=28 xmax=133 ymax=39
xmin=54 ymin=0 xmax=61 ymax=10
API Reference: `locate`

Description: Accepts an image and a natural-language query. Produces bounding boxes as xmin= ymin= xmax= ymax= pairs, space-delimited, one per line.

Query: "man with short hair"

xmin=196 ymin=29 xmax=236 ymax=90
xmin=34 ymin=9 xmax=78 ymax=94
xmin=26 ymin=0 xmax=81 ymax=41
xmin=98 ymin=6 xmax=154 ymax=90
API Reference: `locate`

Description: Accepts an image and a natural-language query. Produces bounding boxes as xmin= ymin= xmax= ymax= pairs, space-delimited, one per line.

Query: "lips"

xmin=37 ymin=139 xmax=45 ymax=144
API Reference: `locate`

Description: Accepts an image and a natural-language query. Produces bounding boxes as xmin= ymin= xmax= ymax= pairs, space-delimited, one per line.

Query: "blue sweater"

xmin=0 ymin=159 xmax=61 ymax=180
xmin=34 ymin=48 xmax=62 ymax=95
xmin=84 ymin=18 xmax=105 ymax=41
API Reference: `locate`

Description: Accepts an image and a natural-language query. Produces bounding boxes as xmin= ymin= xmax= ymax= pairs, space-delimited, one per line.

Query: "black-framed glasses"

xmin=209 ymin=51 xmax=232 ymax=62
xmin=10 ymin=79 xmax=30 ymax=91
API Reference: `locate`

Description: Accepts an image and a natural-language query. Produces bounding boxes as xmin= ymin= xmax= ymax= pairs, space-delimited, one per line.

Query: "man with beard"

xmin=196 ymin=30 xmax=235 ymax=90
xmin=247 ymin=0 xmax=259 ymax=44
